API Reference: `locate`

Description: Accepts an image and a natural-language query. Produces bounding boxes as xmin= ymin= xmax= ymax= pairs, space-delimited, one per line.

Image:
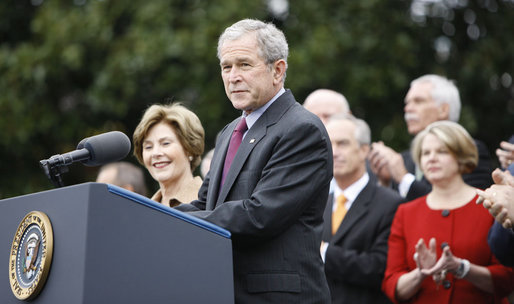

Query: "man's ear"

xmin=438 ymin=103 xmax=450 ymax=120
xmin=272 ymin=59 xmax=286 ymax=85
xmin=361 ymin=144 xmax=370 ymax=159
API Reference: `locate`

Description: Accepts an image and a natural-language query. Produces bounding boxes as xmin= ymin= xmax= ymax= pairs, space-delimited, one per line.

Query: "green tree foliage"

xmin=1 ymin=0 xmax=513 ymax=198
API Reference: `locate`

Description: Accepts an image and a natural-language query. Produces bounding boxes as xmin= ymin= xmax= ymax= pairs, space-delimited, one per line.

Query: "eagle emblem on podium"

xmin=9 ymin=211 xmax=54 ymax=301
xmin=22 ymin=233 xmax=40 ymax=278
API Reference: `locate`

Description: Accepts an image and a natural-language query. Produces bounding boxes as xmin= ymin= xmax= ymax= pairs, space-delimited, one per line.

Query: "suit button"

xmin=443 ymin=280 xmax=451 ymax=289
xmin=442 ymin=210 xmax=450 ymax=217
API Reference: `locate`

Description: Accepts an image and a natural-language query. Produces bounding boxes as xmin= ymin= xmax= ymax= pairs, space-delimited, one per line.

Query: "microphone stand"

xmin=39 ymin=158 xmax=68 ymax=188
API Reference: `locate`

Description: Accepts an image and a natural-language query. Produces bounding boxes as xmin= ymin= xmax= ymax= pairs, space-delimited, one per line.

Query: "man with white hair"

xmin=368 ymin=74 xmax=492 ymax=201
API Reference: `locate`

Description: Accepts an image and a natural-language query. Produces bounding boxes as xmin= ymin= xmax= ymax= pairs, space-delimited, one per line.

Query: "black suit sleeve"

xmin=488 ymin=222 xmax=514 ymax=267
xmin=463 ymin=139 xmax=493 ymax=190
xmin=401 ymin=151 xmax=432 ymax=202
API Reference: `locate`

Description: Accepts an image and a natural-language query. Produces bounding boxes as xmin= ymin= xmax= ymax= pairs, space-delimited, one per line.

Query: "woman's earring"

xmin=188 ymin=156 xmax=193 ymax=162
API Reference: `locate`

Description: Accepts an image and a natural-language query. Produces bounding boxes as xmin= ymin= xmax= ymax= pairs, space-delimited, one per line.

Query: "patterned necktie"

xmin=332 ymin=194 xmax=347 ymax=235
xmin=221 ymin=117 xmax=248 ymax=187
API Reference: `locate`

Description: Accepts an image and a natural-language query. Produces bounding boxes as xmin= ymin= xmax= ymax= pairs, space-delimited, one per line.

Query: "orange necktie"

xmin=332 ymin=194 xmax=347 ymax=234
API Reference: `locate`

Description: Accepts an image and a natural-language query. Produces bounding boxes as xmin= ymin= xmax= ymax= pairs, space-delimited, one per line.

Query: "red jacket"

xmin=382 ymin=195 xmax=514 ymax=303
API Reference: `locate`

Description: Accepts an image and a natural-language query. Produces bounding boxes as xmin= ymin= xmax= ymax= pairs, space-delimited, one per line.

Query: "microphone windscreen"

xmin=80 ymin=131 xmax=131 ymax=166
xmin=76 ymin=137 xmax=89 ymax=150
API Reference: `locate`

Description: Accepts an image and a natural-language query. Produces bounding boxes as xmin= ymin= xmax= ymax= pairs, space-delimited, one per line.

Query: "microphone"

xmin=43 ymin=131 xmax=131 ymax=168
xmin=76 ymin=131 xmax=131 ymax=166
xmin=40 ymin=131 xmax=132 ymax=187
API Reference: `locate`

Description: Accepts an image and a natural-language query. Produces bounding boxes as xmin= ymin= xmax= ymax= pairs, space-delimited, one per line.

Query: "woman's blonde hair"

xmin=133 ymin=103 xmax=205 ymax=171
xmin=411 ymin=121 xmax=477 ymax=174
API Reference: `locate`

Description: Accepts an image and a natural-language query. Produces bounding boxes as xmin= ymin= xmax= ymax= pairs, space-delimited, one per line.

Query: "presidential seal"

xmin=9 ymin=211 xmax=54 ymax=300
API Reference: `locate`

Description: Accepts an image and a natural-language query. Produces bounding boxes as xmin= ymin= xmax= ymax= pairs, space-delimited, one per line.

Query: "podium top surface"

xmin=108 ymin=184 xmax=231 ymax=239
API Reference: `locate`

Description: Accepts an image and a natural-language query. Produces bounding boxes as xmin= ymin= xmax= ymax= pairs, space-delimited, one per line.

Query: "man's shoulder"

xmin=271 ymin=95 xmax=326 ymax=132
xmin=369 ymin=182 xmax=404 ymax=206
xmin=286 ymin=101 xmax=326 ymax=129
xmin=400 ymin=149 xmax=412 ymax=160
xmin=399 ymin=195 xmax=426 ymax=213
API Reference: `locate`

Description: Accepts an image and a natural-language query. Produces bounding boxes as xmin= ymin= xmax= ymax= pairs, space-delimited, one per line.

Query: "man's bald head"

xmin=303 ymin=89 xmax=350 ymax=125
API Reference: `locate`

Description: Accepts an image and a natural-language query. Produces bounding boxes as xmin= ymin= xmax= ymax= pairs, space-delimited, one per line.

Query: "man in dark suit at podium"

xmin=321 ymin=114 xmax=402 ymax=304
xmin=175 ymin=19 xmax=332 ymax=303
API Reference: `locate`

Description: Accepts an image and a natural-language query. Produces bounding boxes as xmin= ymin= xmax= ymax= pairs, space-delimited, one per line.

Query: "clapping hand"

xmin=368 ymin=142 xmax=407 ymax=186
xmin=414 ymin=238 xmax=442 ymax=283
xmin=420 ymin=244 xmax=461 ymax=283
xmin=496 ymin=140 xmax=514 ymax=170
xmin=477 ymin=169 xmax=514 ymax=229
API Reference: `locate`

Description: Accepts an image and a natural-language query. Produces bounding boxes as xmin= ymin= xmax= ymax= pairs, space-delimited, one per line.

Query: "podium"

xmin=0 ymin=183 xmax=234 ymax=303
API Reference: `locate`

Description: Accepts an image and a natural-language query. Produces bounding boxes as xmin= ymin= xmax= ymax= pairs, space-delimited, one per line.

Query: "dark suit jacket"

xmin=488 ymin=222 xmax=514 ymax=267
xmin=322 ymin=179 xmax=402 ymax=304
xmin=176 ymin=90 xmax=332 ymax=303
xmin=401 ymin=139 xmax=493 ymax=202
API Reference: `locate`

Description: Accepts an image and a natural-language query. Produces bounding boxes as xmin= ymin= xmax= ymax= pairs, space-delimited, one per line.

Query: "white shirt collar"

xmin=333 ymin=172 xmax=369 ymax=210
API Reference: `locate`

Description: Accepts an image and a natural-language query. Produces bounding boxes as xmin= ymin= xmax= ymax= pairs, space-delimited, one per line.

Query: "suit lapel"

xmin=322 ymin=193 xmax=334 ymax=242
xmin=215 ymin=90 xmax=296 ymax=207
xmin=205 ymin=123 xmax=235 ymax=210
xmin=332 ymin=181 xmax=374 ymax=242
xmin=216 ymin=122 xmax=266 ymax=205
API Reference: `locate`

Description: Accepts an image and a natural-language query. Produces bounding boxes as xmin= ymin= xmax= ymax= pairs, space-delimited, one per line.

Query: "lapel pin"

xmin=249 ymin=138 xmax=256 ymax=144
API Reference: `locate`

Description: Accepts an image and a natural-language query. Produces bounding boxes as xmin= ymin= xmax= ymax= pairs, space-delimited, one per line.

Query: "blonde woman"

xmin=133 ymin=103 xmax=204 ymax=207
xmin=382 ymin=121 xmax=514 ymax=303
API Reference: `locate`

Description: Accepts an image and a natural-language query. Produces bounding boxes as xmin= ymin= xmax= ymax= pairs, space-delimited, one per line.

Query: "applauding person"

xmin=382 ymin=121 xmax=514 ymax=303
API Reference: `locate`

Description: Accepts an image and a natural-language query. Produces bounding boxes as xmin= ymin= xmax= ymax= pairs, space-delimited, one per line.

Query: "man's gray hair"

xmin=217 ymin=19 xmax=289 ymax=82
xmin=329 ymin=114 xmax=371 ymax=146
xmin=411 ymin=74 xmax=461 ymax=122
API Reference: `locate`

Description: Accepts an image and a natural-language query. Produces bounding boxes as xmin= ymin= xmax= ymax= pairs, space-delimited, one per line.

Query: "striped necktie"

xmin=220 ymin=117 xmax=248 ymax=187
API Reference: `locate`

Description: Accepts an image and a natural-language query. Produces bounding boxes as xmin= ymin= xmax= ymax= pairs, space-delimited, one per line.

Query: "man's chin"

xmin=230 ymin=99 xmax=251 ymax=111
xmin=407 ymin=125 xmax=421 ymax=135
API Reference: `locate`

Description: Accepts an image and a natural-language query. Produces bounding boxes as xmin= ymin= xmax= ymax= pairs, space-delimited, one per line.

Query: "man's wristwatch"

xmin=454 ymin=259 xmax=470 ymax=279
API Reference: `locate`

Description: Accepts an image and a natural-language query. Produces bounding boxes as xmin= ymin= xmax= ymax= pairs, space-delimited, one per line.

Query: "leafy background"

xmin=1 ymin=0 xmax=513 ymax=198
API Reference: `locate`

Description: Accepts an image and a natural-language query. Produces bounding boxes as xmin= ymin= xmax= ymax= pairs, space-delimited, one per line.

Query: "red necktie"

xmin=221 ymin=117 xmax=248 ymax=187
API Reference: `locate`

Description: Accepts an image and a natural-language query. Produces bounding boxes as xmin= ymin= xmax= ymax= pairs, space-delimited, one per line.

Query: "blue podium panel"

xmin=0 ymin=183 xmax=234 ymax=304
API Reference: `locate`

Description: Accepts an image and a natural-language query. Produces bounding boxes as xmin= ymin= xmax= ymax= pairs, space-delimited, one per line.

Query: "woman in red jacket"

xmin=382 ymin=121 xmax=514 ymax=303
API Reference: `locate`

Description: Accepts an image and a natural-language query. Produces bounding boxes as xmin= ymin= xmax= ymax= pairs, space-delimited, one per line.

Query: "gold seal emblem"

xmin=9 ymin=211 xmax=54 ymax=300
